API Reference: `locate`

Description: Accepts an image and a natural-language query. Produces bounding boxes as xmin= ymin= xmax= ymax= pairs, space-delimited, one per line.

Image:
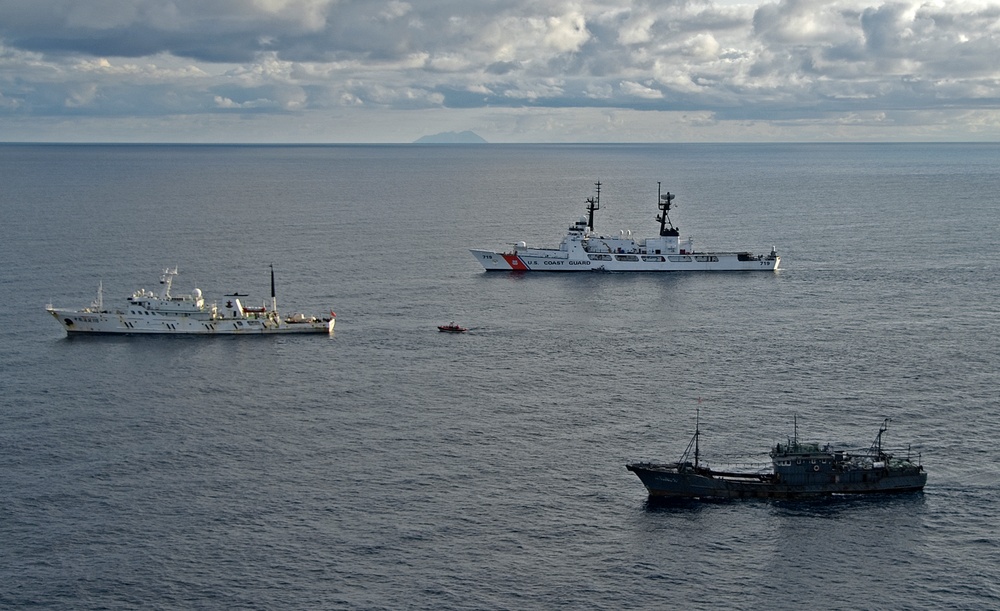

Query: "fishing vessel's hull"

xmin=471 ymin=249 xmax=779 ymax=272
xmin=626 ymin=463 xmax=927 ymax=499
xmin=47 ymin=309 xmax=334 ymax=334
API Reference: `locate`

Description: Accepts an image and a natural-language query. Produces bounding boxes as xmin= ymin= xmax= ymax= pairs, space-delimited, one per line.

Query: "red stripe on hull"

xmin=500 ymin=253 xmax=530 ymax=270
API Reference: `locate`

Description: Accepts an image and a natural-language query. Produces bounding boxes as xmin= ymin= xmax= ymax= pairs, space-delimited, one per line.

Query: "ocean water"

xmin=1 ymin=143 xmax=999 ymax=610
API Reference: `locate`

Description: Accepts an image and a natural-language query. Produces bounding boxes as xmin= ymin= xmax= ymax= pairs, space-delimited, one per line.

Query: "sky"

xmin=1 ymin=0 xmax=999 ymax=143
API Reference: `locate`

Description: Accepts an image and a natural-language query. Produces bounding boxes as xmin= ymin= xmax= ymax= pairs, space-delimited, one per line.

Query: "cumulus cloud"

xmin=753 ymin=0 xmax=855 ymax=45
xmin=0 ymin=0 xmax=998 ymax=140
xmin=621 ymin=79 xmax=663 ymax=99
xmin=682 ymin=32 xmax=721 ymax=59
xmin=617 ymin=14 xmax=655 ymax=45
xmin=542 ymin=10 xmax=590 ymax=52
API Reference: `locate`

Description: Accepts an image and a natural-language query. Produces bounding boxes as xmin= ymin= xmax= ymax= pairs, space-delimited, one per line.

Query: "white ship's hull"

xmin=471 ymin=182 xmax=781 ymax=273
xmin=470 ymin=248 xmax=779 ymax=272
xmin=47 ymin=308 xmax=334 ymax=335
xmin=47 ymin=267 xmax=336 ymax=336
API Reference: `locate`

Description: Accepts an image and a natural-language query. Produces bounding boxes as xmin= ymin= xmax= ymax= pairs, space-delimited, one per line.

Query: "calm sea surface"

xmin=1 ymin=143 xmax=998 ymax=610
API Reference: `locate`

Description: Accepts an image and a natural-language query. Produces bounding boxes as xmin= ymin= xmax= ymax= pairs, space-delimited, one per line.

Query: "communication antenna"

xmin=656 ymin=182 xmax=678 ymax=236
xmin=585 ymin=181 xmax=601 ymax=231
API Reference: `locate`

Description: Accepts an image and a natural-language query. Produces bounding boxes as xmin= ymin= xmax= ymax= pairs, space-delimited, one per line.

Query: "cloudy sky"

xmin=1 ymin=0 xmax=998 ymax=142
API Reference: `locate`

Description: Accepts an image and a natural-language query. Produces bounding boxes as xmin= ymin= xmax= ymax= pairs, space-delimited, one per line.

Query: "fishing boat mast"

xmin=869 ymin=418 xmax=891 ymax=457
xmin=694 ymin=409 xmax=700 ymax=468
xmin=678 ymin=409 xmax=701 ymax=469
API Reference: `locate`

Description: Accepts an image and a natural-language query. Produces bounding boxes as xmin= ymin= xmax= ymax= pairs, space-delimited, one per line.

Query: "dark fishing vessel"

xmin=627 ymin=417 xmax=926 ymax=499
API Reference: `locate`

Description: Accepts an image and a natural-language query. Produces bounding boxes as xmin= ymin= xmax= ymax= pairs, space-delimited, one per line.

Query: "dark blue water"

xmin=2 ymin=143 xmax=999 ymax=609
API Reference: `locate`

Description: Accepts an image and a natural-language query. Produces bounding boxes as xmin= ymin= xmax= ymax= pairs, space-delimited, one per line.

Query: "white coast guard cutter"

xmin=470 ymin=182 xmax=780 ymax=272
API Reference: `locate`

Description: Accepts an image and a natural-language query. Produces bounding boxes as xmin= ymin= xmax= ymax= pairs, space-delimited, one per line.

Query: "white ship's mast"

xmin=92 ymin=281 xmax=103 ymax=310
xmin=159 ymin=267 xmax=178 ymax=299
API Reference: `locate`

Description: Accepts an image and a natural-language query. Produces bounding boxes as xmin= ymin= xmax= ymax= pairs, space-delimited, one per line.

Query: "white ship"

xmin=46 ymin=266 xmax=335 ymax=335
xmin=471 ymin=182 xmax=780 ymax=272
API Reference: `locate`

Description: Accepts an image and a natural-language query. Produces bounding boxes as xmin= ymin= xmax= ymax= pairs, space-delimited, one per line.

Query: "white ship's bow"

xmin=470 ymin=249 xmax=526 ymax=271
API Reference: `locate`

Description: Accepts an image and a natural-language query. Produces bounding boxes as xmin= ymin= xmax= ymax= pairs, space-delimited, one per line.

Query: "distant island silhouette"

xmin=414 ymin=130 xmax=488 ymax=144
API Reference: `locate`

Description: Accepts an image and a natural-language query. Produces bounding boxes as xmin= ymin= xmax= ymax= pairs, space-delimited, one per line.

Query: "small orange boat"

xmin=438 ymin=322 xmax=468 ymax=333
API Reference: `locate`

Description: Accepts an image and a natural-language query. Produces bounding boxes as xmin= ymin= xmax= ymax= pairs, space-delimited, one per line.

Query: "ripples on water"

xmin=1 ymin=143 xmax=999 ymax=609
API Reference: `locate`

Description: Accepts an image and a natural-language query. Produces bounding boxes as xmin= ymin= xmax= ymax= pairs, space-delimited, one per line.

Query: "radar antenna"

xmin=656 ymin=182 xmax=679 ymax=237
xmin=585 ymin=181 xmax=601 ymax=231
